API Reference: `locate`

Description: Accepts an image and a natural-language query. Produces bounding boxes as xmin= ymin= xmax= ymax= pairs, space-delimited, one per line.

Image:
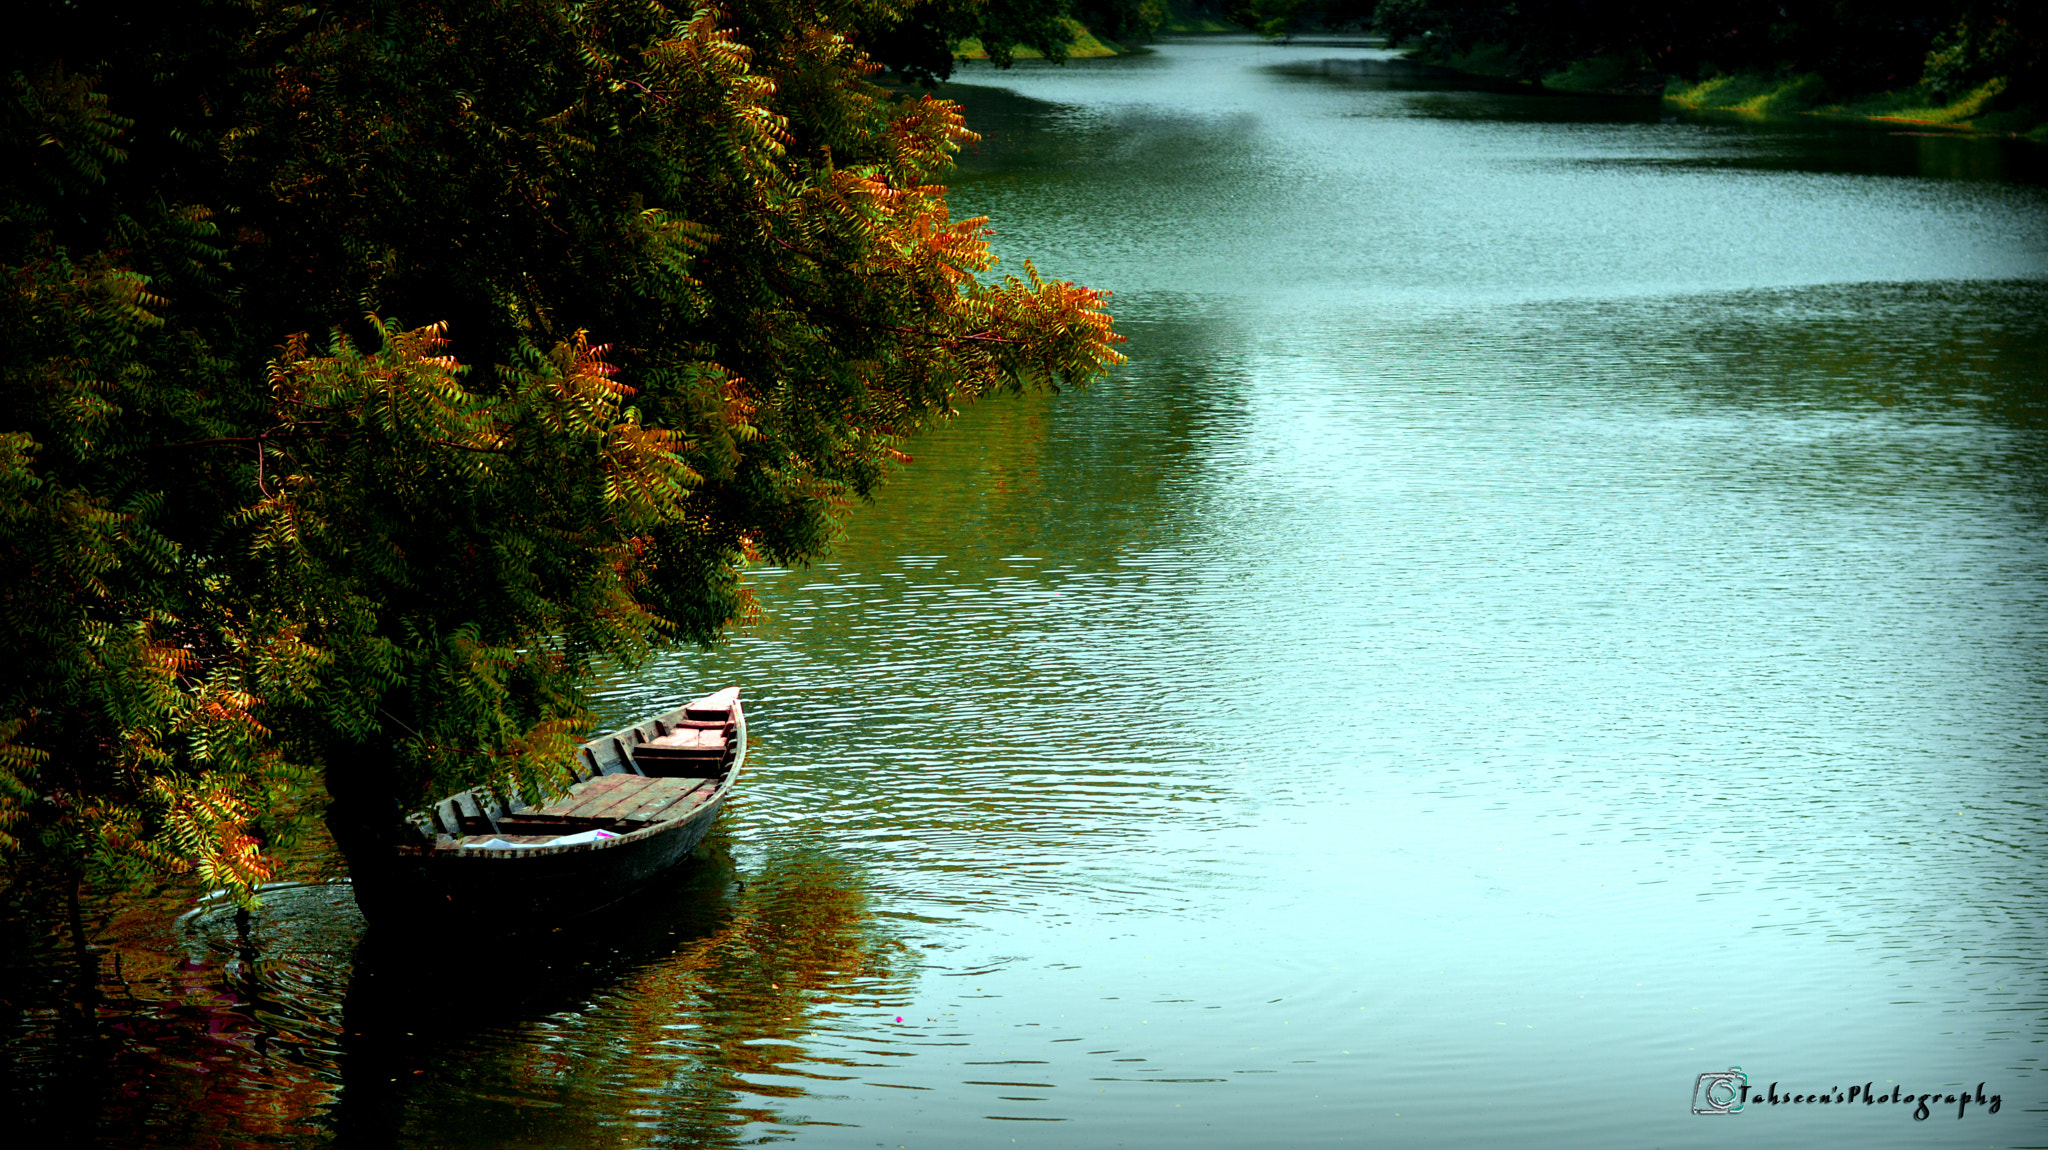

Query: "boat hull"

xmin=403 ymin=795 xmax=730 ymax=928
xmin=356 ymin=692 xmax=746 ymax=932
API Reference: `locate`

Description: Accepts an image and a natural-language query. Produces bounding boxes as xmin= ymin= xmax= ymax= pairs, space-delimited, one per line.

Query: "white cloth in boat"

xmin=459 ymin=828 xmax=620 ymax=849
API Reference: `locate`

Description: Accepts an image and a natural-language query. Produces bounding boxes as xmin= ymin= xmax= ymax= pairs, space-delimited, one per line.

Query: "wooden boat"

xmin=388 ymin=687 xmax=746 ymax=928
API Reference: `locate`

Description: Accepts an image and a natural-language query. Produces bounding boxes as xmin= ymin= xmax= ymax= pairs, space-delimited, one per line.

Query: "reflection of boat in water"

xmin=179 ymin=860 xmax=750 ymax=1149
xmin=328 ymin=838 xmax=892 ymax=1149
xmin=163 ymin=809 xmax=904 ymax=1149
xmin=380 ymin=687 xmax=746 ymax=928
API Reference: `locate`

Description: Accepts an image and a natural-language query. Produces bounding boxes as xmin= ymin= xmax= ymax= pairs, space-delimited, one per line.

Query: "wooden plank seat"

xmin=427 ymin=773 xmax=716 ymax=841
xmin=440 ymin=773 xmax=723 ymax=850
xmin=653 ymin=718 xmax=731 ymax=733
xmin=634 ymin=726 xmax=729 ymax=769
xmin=541 ymin=773 xmax=719 ymax=824
xmin=491 ymin=812 xmax=648 ymax=835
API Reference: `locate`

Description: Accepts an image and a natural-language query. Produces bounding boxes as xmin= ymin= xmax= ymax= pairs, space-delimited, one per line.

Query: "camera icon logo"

xmin=1692 ymin=1068 xmax=1747 ymax=1115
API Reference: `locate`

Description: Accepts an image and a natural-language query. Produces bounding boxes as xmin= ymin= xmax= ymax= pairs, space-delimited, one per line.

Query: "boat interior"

xmin=410 ymin=689 xmax=742 ymax=850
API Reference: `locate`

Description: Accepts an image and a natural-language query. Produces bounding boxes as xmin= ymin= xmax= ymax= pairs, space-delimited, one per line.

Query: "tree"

xmin=861 ymin=0 xmax=1165 ymax=85
xmin=1227 ymin=0 xmax=1377 ymax=40
xmin=1 ymin=0 xmax=1123 ymax=912
xmin=1373 ymin=0 xmax=2041 ymax=103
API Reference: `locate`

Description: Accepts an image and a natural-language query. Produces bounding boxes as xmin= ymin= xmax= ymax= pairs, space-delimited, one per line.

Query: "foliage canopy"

xmin=1 ymin=0 xmax=1122 ymax=903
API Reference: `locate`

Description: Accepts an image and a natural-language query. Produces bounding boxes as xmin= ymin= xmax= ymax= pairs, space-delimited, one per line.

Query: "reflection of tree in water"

xmin=331 ymin=841 xmax=907 ymax=1149
xmin=3 ymin=837 xmax=904 ymax=1150
xmin=615 ymin=845 xmax=908 ymax=1146
xmin=2 ymin=864 xmax=352 ymax=1149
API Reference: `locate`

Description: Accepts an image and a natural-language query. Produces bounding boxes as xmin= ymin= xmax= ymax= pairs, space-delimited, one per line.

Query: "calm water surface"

xmin=7 ymin=37 xmax=2047 ymax=1149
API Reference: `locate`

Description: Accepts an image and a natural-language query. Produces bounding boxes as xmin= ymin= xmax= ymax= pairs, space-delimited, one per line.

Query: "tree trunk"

xmin=321 ymin=742 xmax=431 ymax=928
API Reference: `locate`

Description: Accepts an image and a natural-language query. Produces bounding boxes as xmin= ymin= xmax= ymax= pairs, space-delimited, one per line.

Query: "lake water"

xmin=6 ymin=36 xmax=2046 ymax=1150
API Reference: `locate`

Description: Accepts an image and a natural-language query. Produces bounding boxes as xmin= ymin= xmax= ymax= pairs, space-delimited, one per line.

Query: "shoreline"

xmin=951 ymin=19 xmax=1131 ymax=63
xmin=1401 ymin=44 xmax=2045 ymax=143
xmin=1663 ymin=72 xmax=2045 ymax=143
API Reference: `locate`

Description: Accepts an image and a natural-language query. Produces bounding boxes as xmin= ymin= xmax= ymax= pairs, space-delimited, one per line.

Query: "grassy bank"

xmin=953 ymin=19 xmax=1130 ymax=62
xmin=1666 ymin=72 xmax=2044 ymax=141
xmin=947 ymin=1 xmax=1234 ymax=61
xmin=1400 ymin=38 xmax=2044 ymax=142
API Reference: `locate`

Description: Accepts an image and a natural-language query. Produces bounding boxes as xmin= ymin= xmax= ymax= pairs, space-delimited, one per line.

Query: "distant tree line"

xmin=1224 ymin=1 xmax=2041 ymax=109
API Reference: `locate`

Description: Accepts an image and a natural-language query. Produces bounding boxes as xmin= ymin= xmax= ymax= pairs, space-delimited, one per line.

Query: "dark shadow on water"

xmin=1603 ymin=126 xmax=2048 ymax=186
xmin=326 ymin=852 xmax=743 ymax=1146
xmin=1269 ymin=55 xmax=1663 ymax=116
xmin=939 ymin=81 xmax=1092 ymax=177
xmin=329 ymin=843 xmax=905 ymax=1150
xmin=5 ymin=835 xmax=909 ymax=1150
